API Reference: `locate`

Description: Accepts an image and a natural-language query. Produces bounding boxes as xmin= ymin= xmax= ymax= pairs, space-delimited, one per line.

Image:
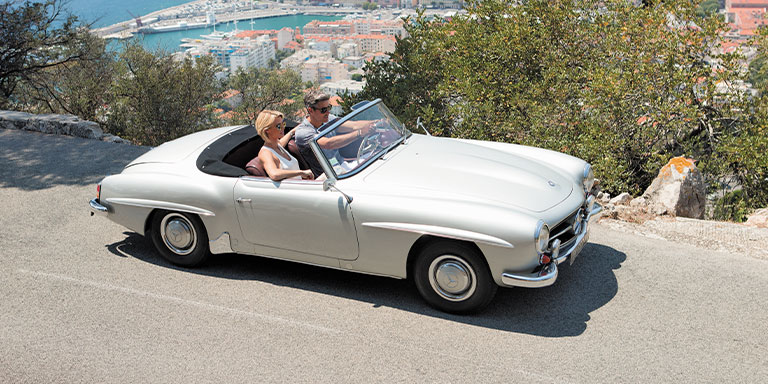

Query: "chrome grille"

xmin=548 ymin=208 xmax=580 ymax=250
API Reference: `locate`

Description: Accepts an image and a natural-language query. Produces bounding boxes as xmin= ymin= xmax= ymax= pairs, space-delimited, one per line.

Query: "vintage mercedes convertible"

xmin=89 ymin=99 xmax=601 ymax=313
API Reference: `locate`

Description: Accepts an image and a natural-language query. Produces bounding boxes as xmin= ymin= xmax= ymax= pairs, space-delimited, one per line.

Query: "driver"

xmin=295 ymin=90 xmax=373 ymax=177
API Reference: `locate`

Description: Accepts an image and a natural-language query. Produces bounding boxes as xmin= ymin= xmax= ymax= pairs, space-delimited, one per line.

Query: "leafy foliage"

xmin=105 ymin=42 xmax=222 ymax=146
xmin=0 ymin=0 xmax=102 ymax=110
xmin=225 ymin=67 xmax=304 ymax=124
xmin=351 ymin=0 xmax=757 ymax=209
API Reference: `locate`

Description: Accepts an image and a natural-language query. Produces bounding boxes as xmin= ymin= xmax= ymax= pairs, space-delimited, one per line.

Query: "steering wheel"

xmin=356 ymin=132 xmax=381 ymax=163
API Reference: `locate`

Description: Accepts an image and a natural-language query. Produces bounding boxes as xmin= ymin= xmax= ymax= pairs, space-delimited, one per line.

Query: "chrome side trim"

xmin=209 ymin=232 xmax=233 ymax=255
xmin=89 ymin=198 xmax=108 ymax=216
xmin=105 ymin=198 xmax=215 ymax=217
xmin=501 ymin=262 xmax=558 ymax=288
xmin=362 ymin=222 xmax=514 ymax=249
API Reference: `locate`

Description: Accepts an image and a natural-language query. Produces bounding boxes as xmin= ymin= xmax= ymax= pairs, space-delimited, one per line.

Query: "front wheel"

xmin=150 ymin=211 xmax=210 ymax=267
xmin=413 ymin=241 xmax=497 ymax=314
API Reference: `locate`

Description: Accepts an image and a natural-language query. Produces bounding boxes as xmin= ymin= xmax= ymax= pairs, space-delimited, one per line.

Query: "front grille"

xmin=549 ymin=208 xmax=581 ymax=249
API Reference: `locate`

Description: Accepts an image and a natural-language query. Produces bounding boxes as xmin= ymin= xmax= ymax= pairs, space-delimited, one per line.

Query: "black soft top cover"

xmin=196 ymin=121 xmax=298 ymax=177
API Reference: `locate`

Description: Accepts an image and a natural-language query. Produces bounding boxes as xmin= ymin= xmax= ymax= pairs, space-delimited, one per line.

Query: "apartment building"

xmin=300 ymin=58 xmax=350 ymax=84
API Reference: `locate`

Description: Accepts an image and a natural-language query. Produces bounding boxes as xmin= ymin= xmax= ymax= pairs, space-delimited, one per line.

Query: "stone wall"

xmin=0 ymin=110 xmax=130 ymax=144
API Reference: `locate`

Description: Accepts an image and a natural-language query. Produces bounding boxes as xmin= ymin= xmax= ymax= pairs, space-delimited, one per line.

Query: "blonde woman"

xmin=254 ymin=110 xmax=314 ymax=181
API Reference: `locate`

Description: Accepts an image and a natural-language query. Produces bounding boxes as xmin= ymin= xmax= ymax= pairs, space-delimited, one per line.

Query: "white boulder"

xmin=641 ymin=156 xmax=706 ymax=219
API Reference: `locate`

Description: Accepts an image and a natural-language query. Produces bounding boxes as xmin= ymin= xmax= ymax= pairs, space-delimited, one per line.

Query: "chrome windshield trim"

xmin=309 ymin=99 xmax=409 ymax=180
xmin=362 ymin=222 xmax=515 ymax=249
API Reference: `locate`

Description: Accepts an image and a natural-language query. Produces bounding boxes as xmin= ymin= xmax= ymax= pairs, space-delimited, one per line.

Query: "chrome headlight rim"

xmin=582 ymin=163 xmax=595 ymax=195
xmin=534 ymin=220 xmax=550 ymax=254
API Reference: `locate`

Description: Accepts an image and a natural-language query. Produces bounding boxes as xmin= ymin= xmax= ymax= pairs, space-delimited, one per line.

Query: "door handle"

xmin=236 ymin=198 xmax=252 ymax=203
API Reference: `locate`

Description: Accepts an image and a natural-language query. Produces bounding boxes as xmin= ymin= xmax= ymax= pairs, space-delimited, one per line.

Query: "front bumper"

xmin=89 ymin=198 xmax=109 ymax=217
xmin=500 ymin=203 xmax=602 ymax=288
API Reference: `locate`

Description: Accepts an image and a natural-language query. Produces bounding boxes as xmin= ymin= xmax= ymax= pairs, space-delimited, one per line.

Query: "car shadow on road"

xmin=108 ymin=232 xmax=625 ymax=337
xmin=0 ymin=129 xmax=149 ymax=190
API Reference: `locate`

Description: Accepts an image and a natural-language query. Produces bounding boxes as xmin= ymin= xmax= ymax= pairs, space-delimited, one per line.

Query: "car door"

xmin=233 ymin=177 xmax=359 ymax=261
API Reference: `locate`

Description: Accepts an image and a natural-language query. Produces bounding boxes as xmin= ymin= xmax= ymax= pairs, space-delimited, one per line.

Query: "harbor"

xmin=91 ymin=0 xmax=459 ymax=41
xmin=93 ymin=1 xmax=385 ymax=40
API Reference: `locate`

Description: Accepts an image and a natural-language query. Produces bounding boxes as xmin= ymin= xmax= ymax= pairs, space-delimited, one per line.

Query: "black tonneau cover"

xmin=196 ymin=125 xmax=256 ymax=177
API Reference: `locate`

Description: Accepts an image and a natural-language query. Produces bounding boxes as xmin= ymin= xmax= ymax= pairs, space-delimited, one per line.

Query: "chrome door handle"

xmin=236 ymin=198 xmax=252 ymax=203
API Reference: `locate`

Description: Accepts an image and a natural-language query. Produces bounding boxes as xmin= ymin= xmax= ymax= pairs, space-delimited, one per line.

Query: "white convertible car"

xmin=89 ymin=100 xmax=601 ymax=313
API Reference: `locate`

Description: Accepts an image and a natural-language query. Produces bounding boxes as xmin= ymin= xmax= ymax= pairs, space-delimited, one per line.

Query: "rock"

xmin=599 ymin=192 xmax=611 ymax=204
xmin=610 ymin=192 xmax=633 ymax=206
xmin=630 ymin=196 xmax=647 ymax=208
xmin=1 ymin=109 xmax=128 ymax=144
xmin=641 ymin=156 xmax=706 ymax=219
xmin=745 ymin=208 xmax=768 ymax=228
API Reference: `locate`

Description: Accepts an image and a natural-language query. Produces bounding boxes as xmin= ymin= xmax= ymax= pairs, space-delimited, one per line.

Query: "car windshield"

xmin=312 ymin=100 xmax=411 ymax=178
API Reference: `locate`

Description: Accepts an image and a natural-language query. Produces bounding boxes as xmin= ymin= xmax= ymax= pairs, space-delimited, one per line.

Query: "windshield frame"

xmin=308 ymin=99 xmax=411 ymax=180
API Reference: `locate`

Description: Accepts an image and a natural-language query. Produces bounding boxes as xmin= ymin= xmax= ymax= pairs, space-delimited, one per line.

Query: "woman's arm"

xmin=278 ymin=127 xmax=296 ymax=148
xmin=259 ymin=149 xmax=314 ymax=181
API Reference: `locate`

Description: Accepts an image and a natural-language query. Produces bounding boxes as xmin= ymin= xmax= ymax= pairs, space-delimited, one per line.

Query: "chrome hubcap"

xmin=428 ymin=255 xmax=477 ymax=302
xmin=160 ymin=214 xmax=197 ymax=255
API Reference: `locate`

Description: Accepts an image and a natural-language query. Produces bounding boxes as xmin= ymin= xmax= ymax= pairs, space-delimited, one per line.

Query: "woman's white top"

xmin=261 ymin=145 xmax=300 ymax=179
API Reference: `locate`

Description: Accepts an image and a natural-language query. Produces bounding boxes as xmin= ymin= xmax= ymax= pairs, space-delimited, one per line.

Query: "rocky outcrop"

xmin=0 ymin=110 xmax=130 ymax=144
xmin=598 ymin=156 xmax=707 ymax=222
xmin=745 ymin=208 xmax=768 ymax=228
xmin=640 ymin=156 xmax=706 ymax=219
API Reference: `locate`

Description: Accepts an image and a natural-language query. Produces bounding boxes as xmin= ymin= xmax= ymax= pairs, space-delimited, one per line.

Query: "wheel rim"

xmin=428 ymin=255 xmax=477 ymax=302
xmin=160 ymin=213 xmax=197 ymax=256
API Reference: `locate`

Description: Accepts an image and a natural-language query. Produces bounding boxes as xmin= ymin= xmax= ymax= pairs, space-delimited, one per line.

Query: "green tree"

xmin=16 ymin=32 xmax=114 ymax=121
xmin=342 ymin=12 xmax=452 ymax=134
xmin=696 ymin=0 xmax=721 ymax=19
xmin=226 ymin=67 xmax=304 ymax=124
xmin=0 ymin=0 xmax=104 ymax=110
xmin=106 ymin=42 xmax=222 ymax=146
xmin=354 ymin=0 xmax=746 ymax=198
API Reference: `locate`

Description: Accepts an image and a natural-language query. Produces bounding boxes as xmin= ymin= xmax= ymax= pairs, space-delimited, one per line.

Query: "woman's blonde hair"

xmin=254 ymin=110 xmax=284 ymax=141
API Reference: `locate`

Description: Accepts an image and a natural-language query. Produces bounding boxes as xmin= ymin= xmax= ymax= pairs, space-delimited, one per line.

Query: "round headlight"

xmin=534 ymin=220 xmax=550 ymax=254
xmin=582 ymin=164 xmax=595 ymax=195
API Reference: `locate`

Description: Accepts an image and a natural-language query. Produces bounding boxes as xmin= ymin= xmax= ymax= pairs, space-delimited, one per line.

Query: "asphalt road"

xmin=1 ymin=128 xmax=766 ymax=383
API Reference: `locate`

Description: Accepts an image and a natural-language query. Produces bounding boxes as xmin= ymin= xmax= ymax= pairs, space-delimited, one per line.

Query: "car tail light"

xmin=539 ymin=254 xmax=551 ymax=265
xmin=96 ymin=184 xmax=101 ymax=200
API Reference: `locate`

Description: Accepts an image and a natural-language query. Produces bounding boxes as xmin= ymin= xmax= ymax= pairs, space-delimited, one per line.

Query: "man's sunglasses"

xmin=312 ymin=106 xmax=331 ymax=114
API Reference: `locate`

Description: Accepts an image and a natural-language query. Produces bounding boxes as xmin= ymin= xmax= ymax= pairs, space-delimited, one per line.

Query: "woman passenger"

xmin=255 ymin=110 xmax=314 ymax=181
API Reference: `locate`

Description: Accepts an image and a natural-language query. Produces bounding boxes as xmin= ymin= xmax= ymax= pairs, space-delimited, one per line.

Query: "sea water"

xmin=66 ymin=0 xmax=341 ymax=51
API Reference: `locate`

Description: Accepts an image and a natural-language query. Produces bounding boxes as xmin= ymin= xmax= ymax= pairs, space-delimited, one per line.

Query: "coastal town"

xmin=91 ymin=0 xmax=768 ymax=99
xmin=92 ymin=0 xmax=464 ymax=107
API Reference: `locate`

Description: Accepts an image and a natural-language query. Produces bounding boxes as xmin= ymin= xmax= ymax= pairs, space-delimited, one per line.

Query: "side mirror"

xmin=323 ymin=178 xmax=353 ymax=204
xmin=323 ymin=178 xmax=334 ymax=191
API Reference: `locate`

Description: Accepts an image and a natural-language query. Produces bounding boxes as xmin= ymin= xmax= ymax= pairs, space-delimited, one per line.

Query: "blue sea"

xmin=66 ymin=0 xmax=340 ymax=51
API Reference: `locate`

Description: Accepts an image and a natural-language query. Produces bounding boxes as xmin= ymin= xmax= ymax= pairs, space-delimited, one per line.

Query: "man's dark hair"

xmin=304 ymin=90 xmax=330 ymax=109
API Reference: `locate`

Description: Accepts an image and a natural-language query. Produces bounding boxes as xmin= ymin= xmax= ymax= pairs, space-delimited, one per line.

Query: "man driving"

xmin=294 ymin=90 xmax=373 ymax=177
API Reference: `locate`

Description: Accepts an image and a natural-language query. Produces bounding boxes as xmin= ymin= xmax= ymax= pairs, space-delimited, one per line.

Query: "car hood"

xmin=127 ymin=126 xmax=243 ymax=166
xmin=362 ymin=136 xmax=573 ymax=212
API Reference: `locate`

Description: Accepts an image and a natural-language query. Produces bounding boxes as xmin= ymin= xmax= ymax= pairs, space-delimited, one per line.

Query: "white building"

xmin=276 ymin=27 xmax=295 ymax=50
xmin=342 ymin=56 xmax=365 ymax=69
xmin=336 ymin=42 xmax=360 ymax=60
xmin=280 ymin=49 xmax=333 ymax=70
xmin=300 ymin=58 xmax=349 ymax=84
xmin=196 ymin=34 xmax=275 ymax=72
xmin=321 ymin=80 xmax=366 ymax=96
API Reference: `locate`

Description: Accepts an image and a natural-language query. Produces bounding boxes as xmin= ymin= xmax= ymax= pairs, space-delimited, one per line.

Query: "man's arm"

xmin=317 ymin=129 xmax=366 ymax=150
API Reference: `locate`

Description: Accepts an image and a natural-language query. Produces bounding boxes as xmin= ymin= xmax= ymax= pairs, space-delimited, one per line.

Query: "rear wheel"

xmin=150 ymin=211 xmax=210 ymax=267
xmin=413 ymin=241 xmax=497 ymax=314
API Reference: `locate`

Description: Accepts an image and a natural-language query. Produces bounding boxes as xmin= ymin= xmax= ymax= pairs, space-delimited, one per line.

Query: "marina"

xmin=92 ymin=1 xmax=371 ymax=40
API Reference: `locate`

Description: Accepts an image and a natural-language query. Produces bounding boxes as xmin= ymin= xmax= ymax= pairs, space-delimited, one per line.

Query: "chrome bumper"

xmin=501 ymin=203 xmax=602 ymax=288
xmin=89 ymin=198 xmax=109 ymax=217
